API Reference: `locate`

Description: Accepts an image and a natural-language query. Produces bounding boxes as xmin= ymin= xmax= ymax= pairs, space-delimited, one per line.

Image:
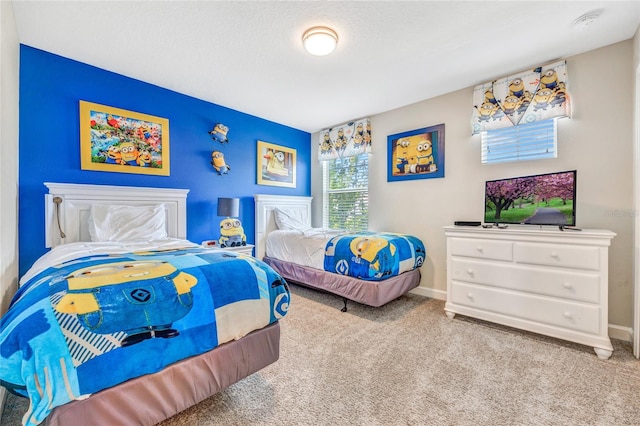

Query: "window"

xmin=481 ymin=118 xmax=557 ymax=164
xmin=322 ymin=153 xmax=368 ymax=231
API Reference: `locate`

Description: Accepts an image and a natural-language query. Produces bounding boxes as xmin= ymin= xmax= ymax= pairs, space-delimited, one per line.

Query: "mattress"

xmin=266 ymin=228 xmax=345 ymax=270
xmin=267 ymin=229 xmax=425 ymax=281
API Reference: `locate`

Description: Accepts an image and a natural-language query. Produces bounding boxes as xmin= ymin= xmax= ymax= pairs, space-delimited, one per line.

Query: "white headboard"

xmin=45 ymin=182 xmax=189 ymax=248
xmin=254 ymin=194 xmax=313 ymax=260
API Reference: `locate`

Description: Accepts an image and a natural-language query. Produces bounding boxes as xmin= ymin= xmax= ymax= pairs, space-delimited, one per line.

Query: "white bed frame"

xmin=44 ymin=182 xmax=189 ymax=248
xmin=254 ymin=194 xmax=313 ymax=260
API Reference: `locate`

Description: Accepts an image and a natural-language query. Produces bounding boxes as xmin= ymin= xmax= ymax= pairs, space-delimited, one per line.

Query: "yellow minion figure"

xmin=209 ymin=123 xmax=229 ymax=144
xmin=349 ymin=237 xmax=397 ymax=279
xmin=137 ymin=149 xmax=152 ymax=167
xmin=120 ymin=142 xmax=140 ymax=166
xmin=219 ymin=218 xmax=246 ymax=248
xmin=211 ymin=151 xmax=230 ymax=174
xmin=266 ymin=151 xmax=289 ymax=177
xmin=540 ymin=69 xmax=560 ymax=90
xmin=320 ymin=133 xmax=333 ymax=155
xmin=415 ymin=137 xmax=436 ymax=173
xmin=364 ymin=120 xmax=371 ymax=145
xmin=54 ymin=261 xmax=198 ymax=347
xmin=105 ymin=145 xmax=122 ymax=164
xmin=508 ymin=78 xmax=526 ymax=98
xmin=334 ymin=128 xmax=347 ymax=152
xmin=353 ymin=122 xmax=364 ymax=147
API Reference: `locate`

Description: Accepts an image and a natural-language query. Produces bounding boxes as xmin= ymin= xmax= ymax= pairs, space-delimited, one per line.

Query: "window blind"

xmin=322 ymin=153 xmax=368 ymax=231
xmin=482 ymin=118 xmax=557 ymax=164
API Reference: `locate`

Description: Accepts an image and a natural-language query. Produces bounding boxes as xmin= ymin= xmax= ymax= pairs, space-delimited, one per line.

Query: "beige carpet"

xmin=2 ymin=284 xmax=639 ymax=425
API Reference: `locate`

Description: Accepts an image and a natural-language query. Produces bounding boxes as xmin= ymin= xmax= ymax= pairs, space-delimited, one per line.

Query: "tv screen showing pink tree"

xmin=484 ymin=170 xmax=576 ymax=227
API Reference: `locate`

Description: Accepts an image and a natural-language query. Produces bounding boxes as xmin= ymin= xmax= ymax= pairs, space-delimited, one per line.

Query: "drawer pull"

xmin=476 ymin=246 xmax=484 ymax=253
xmin=550 ymin=252 xmax=560 ymax=259
xmin=563 ymin=282 xmax=573 ymax=289
xmin=467 ymin=293 xmax=474 ymax=300
xmin=563 ymin=312 xmax=572 ymax=319
xmin=467 ymin=269 xmax=474 ymax=277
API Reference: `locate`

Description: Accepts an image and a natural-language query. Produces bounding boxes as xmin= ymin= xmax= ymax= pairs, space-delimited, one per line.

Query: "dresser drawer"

xmin=450 ymin=259 xmax=600 ymax=303
xmin=450 ymin=238 xmax=512 ymax=261
xmin=514 ymin=242 xmax=600 ymax=270
xmin=450 ymin=281 xmax=601 ymax=335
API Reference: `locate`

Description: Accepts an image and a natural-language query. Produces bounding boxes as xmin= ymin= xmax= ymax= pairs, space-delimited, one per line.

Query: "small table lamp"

xmin=217 ymin=197 xmax=246 ymax=247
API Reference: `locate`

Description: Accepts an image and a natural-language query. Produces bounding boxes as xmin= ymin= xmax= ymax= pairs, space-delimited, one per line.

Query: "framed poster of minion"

xmin=257 ymin=140 xmax=296 ymax=188
xmin=79 ymin=101 xmax=170 ymax=176
xmin=387 ymin=123 xmax=445 ymax=182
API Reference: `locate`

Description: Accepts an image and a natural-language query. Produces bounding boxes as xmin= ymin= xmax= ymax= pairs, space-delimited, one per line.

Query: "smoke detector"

xmin=573 ymin=10 xmax=603 ymax=30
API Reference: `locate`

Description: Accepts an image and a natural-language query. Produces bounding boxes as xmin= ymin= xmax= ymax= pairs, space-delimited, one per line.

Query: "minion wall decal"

xmin=208 ymin=123 xmax=232 ymax=174
xmin=209 ymin=123 xmax=230 ymax=144
xmin=211 ymin=151 xmax=230 ymax=174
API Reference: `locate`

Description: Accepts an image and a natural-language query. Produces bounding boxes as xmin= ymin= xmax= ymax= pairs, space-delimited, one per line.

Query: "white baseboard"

xmin=608 ymin=324 xmax=633 ymax=343
xmin=410 ymin=286 xmax=446 ymax=301
xmin=413 ymin=288 xmax=634 ymax=344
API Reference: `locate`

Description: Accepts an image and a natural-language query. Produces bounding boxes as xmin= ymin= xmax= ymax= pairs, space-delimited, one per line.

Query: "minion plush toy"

xmin=209 ymin=123 xmax=229 ymax=144
xmin=219 ymin=218 xmax=246 ymax=247
xmin=211 ymin=151 xmax=230 ymax=174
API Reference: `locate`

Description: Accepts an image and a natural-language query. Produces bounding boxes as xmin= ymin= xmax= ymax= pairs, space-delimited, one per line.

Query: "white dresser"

xmin=443 ymin=225 xmax=616 ymax=359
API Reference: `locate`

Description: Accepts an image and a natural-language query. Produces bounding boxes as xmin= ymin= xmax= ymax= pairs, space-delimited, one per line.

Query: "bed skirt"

xmin=263 ymin=256 xmax=421 ymax=307
xmin=44 ymin=321 xmax=281 ymax=426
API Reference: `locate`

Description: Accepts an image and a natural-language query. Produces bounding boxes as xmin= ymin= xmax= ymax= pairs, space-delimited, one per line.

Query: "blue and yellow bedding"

xmin=0 ymin=247 xmax=289 ymax=425
xmin=324 ymin=232 xmax=425 ymax=280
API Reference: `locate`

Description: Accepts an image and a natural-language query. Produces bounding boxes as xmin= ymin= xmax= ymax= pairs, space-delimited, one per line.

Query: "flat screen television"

xmin=484 ymin=170 xmax=576 ymax=228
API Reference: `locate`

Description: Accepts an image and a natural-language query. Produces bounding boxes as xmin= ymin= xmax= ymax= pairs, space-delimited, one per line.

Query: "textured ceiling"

xmin=11 ymin=1 xmax=640 ymax=133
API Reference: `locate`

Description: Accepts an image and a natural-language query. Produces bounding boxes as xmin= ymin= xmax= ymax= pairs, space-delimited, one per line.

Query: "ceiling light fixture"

xmin=302 ymin=26 xmax=338 ymax=56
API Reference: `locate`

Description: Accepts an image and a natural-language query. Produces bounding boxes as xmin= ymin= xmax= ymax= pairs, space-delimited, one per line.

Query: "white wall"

xmin=312 ymin=40 xmax=635 ymax=328
xmin=1 ymin=0 xmax=20 ymax=315
xmin=0 ymin=0 xmax=20 ymax=414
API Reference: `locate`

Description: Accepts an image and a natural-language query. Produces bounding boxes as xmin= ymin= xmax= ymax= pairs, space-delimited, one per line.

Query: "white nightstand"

xmin=220 ymin=244 xmax=254 ymax=257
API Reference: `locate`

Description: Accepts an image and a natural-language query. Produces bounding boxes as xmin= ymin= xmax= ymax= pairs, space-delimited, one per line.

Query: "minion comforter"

xmin=324 ymin=232 xmax=425 ymax=280
xmin=0 ymin=244 xmax=289 ymax=425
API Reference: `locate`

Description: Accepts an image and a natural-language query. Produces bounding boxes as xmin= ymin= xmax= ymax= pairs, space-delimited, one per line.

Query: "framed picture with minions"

xmin=387 ymin=123 xmax=445 ymax=182
xmin=79 ymin=101 xmax=170 ymax=176
xmin=257 ymin=140 xmax=296 ymax=188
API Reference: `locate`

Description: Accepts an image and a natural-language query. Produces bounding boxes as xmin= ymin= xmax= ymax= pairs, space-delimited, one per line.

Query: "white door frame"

xmin=634 ymin=64 xmax=639 ymax=359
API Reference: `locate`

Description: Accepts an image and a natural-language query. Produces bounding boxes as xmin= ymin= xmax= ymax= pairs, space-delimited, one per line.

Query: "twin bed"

xmin=254 ymin=194 xmax=424 ymax=311
xmin=2 ymin=184 xmax=288 ymax=426
xmin=2 ymin=185 xmax=424 ymax=425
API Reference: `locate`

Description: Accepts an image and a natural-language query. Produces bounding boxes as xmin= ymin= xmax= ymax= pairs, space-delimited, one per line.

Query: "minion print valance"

xmin=318 ymin=117 xmax=372 ymax=161
xmin=471 ymin=60 xmax=571 ymax=135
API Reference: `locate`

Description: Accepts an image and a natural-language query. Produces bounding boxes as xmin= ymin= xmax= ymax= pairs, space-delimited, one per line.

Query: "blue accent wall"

xmin=18 ymin=45 xmax=311 ymax=276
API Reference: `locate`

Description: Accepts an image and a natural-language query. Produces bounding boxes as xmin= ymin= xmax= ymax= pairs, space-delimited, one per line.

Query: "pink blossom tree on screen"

xmin=486 ymin=177 xmax=536 ymax=220
xmin=534 ymin=172 xmax=574 ymax=205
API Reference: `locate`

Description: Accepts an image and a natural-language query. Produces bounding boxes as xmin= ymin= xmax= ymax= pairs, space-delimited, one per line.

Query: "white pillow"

xmin=88 ymin=204 xmax=168 ymax=242
xmin=273 ymin=207 xmax=310 ymax=231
